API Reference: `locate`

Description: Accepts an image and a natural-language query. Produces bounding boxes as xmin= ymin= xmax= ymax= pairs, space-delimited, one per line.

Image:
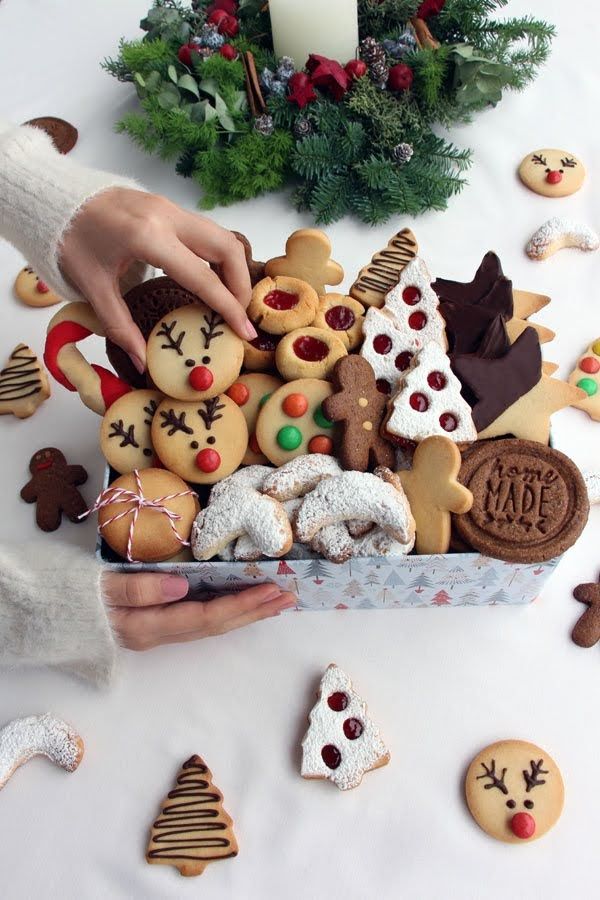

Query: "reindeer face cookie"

xmin=518 ymin=149 xmax=585 ymax=198
xmin=151 ymin=395 xmax=248 ymax=485
xmin=14 ymin=266 xmax=61 ymax=308
xmin=146 ymin=304 xmax=244 ymax=402
xmin=100 ymin=389 xmax=163 ymax=474
xmin=465 ymin=740 xmax=564 ymax=843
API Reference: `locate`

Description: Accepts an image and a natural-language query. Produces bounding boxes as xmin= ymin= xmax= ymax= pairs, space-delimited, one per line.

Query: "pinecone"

xmin=360 ymin=36 xmax=386 ymax=67
xmin=369 ymin=59 xmax=389 ymax=88
xmin=392 ymin=143 xmax=414 ymax=164
xmin=276 ymin=56 xmax=296 ymax=83
xmin=293 ymin=117 xmax=314 ymax=140
xmin=254 ymin=114 xmax=275 ymax=137
xmin=196 ymin=24 xmax=224 ymax=49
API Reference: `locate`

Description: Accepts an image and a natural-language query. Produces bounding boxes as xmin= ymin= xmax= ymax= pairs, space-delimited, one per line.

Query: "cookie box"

xmin=98 ymin=469 xmax=560 ymax=609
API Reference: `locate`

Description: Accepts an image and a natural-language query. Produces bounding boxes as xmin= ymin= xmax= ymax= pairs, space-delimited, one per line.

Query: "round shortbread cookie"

xmin=226 ymin=373 xmax=283 ymax=465
xmin=518 ymin=148 xmax=585 ymax=198
xmin=248 ymin=276 xmax=319 ymax=335
xmin=255 ymin=378 xmax=337 ymax=467
xmin=275 ymin=327 xmax=347 ymax=381
xmin=14 ymin=266 xmax=61 ymax=308
xmin=312 ymin=294 xmax=365 ymax=350
xmin=100 ymin=389 xmax=163 ymax=474
xmin=242 ymin=329 xmax=281 ymax=372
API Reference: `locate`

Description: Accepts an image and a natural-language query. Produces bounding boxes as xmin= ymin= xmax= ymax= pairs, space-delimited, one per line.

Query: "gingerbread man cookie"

xmin=20 ymin=448 xmax=88 ymax=532
xmin=568 ymin=338 xmax=600 ymax=421
xmin=255 ymin=378 xmax=336 ymax=466
xmin=226 ymin=373 xmax=283 ymax=465
xmin=518 ymin=149 xmax=585 ymax=198
xmin=350 ymin=228 xmax=418 ymax=308
xmin=275 ymin=327 xmax=347 ymax=381
xmin=265 ymin=229 xmax=343 ymax=296
xmin=398 ymin=436 xmax=473 ymax=554
xmin=151 ymin=395 xmax=248 ymax=485
xmin=312 ymin=294 xmax=365 ymax=350
xmin=146 ymin=303 xmax=244 ymax=402
xmin=100 ymin=389 xmax=163 ymax=474
xmin=248 ymin=276 xmax=319 ymax=335
xmin=0 ymin=343 xmax=50 ymax=419
xmin=323 ymin=356 xmax=395 ymax=471
xmin=14 ymin=266 xmax=61 ymax=308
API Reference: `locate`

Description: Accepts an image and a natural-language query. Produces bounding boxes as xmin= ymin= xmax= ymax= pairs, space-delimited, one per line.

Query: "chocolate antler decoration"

xmin=200 ymin=311 xmax=224 ymax=349
xmin=523 ymin=759 xmax=548 ymax=792
xmin=157 ymin=320 xmax=185 ymax=356
xmin=143 ymin=399 xmax=158 ymax=425
xmin=476 ymin=760 xmax=508 ymax=794
xmin=561 ymin=157 xmax=577 ymax=167
xmin=198 ymin=397 xmax=225 ymax=431
xmin=159 ymin=408 xmax=194 ymax=436
xmin=108 ymin=419 xmax=139 ymax=448
xmin=531 ymin=153 xmax=547 ymax=166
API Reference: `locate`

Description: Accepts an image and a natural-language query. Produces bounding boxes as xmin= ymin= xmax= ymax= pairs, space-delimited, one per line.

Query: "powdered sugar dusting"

xmin=526 ymin=217 xmax=599 ymax=259
xmin=0 ymin=714 xmax=83 ymax=789
xmin=583 ymin=471 xmax=600 ymax=505
xmin=262 ymin=455 xmax=343 ymax=501
xmin=209 ymin=464 xmax=273 ymax=503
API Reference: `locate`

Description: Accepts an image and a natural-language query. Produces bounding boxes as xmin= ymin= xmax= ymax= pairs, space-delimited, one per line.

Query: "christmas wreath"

xmin=104 ymin=0 xmax=554 ymax=225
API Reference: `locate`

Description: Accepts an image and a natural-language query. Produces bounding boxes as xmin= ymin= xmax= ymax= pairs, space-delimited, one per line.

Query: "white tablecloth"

xmin=0 ymin=1 xmax=599 ymax=897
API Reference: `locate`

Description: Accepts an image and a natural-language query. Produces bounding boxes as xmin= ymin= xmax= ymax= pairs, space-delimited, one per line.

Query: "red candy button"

xmin=410 ymin=392 xmax=429 ymax=412
xmin=327 ymin=692 xmax=349 ymax=711
xmin=325 ymin=306 xmax=355 ymax=330
xmin=427 ymin=371 xmax=447 ymax=390
xmin=264 ymin=290 xmax=299 ymax=310
xmin=321 ymin=744 xmax=342 ymax=770
xmin=282 ymin=393 xmax=309 ymax=417
xmin=439 ymin=412 xmax=457 ymax=432
xmin=408 ymin=311 xmax=427 ymax=330
xmin=373 ymin=334 xmax=392 ymax=355
xmin=510 ymin=812 xmax=536 ymax=840
xmin=395 ymin=351 xmax=413 ymax=371
xmin=546 ymin=170 xmax=562 ymax=184
xmin=189 ymin=366 xmax=214 ymax=391
xmin=376 ymin=379 xmax=391 ymax=395
xmin=293 ymin=335 xmax=329 ymax=362
xmin=195 ymin=448 xmax=221 ymax=473
xmin=249 ymin=433 xmax=261 ymax=454
xmin=308 ymin=435 xmax=333 ymax=455
xmin=227 ymin=382 xmax=250 ymax=406
xmin=36 ymin=280 xmax=50 ymax=294
xmin=580 ymin=356 xmax=600 ymax=374
xmin=250 ymin=329 xmax=278 ymax=352
xmin=402 ymin=286 xmax=421 ymax=305
xmin=343 ymin=718 xmax=364 ymax=740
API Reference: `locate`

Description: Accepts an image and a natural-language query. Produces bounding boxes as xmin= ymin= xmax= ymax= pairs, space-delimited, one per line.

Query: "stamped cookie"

xmin=226 ymin=373 xmax=283 ymax=465
xmin=152 ymin=395 xmax=248 ymax=484
xmin=465 ymin=740 xmax=564 ymax=843
xmin=14 ymin=266 xmax=61 ymax=308
xmin=242 ymin=328 xmax=281 ymax=372
xmin=312 ymin=294 xmax=365 ymax=350
xmin=301 ymin=664 xmax=390 ymax=791
xmin=0 ymin=343 xmax=50 ymax=419
xmin=518 ymin=149 xmax=585 ymax=198
xmin=275 ymin=327 xmax=347 ymax=381
xmin=146 ymin=303 xmax=244 ymax=402
xmin=350 ymin=228 xmax=418 ymax=308
xmin=248 ymin=276 xmax=319 ymax=335
xmin=568 ymin=338 xmax=600 ymax=421
xmin=572 ymin=577 xmax=600 ymax=648
xmin=323 ymin=356 xmax=395 ymax=471
xmin=0 ymin=714 xmax=84 ymax=791
xmin=454 ymin=439 xmax=589 ymax=563
xmin=255 ymin=378 xmax=336 ymax=466
xmin=265 ymin=229 xmax=343 ymax=296
xmin=20 ymin=448 xmax=88 ymax=532
xmin=24 ymin=116 xmax=78 ymax=153
xmin=100 ymin=389 xmax=163 ymax=474
xmin=526 ymin=218 xmax=599 ymax=260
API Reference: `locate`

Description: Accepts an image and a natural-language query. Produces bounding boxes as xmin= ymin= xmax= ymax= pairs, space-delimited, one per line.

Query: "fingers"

xmin=177 ymin=213 xmax=253 ymax=311
xmin=88 ymin=277 xmax=147 ymax=373
xmin=103 ymin=572 xmax=189 ymax=608
xmin=160 ymin=592 xmax=297 ymax=643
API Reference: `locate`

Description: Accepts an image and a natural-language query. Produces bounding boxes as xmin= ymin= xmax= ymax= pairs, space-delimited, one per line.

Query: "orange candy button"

xmin=249 ymin=432 xmax=261 ymax=454
xmin=227 ymin=382 xmax=250 ymax=406
xmin=308 ymin=435 xmax=333 ymax=455
xmin=282 ymin=393 xmax=309 ymax=417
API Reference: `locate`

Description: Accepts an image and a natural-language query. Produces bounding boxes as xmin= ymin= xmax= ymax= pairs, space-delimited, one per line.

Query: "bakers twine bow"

xmin=80 ymin=469 xmax=196 ymax=563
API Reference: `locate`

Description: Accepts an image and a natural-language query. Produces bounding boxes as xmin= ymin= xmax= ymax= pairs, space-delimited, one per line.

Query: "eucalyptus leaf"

xmin=179 ymin=21 xmax=191 ymax=42
xmin=178 ymin=74 xmax=200 ymax=98
xmin=204 ymin=104 xmax=219 ymax=123
xmin=190 ymin=100 xmax=209 ymax=123
xmin=157 ymin=83 xmax=181 ymax=110
xmin=214 ymin=93 xmax=236 ymax=132
xmin=134 ymin=72 xmax=146 ymax=88
xmin=145 ymin=71 xmax=162 ymax=93
xmin=198 ymin=78 xmax=218 ymax=99
xmin=233 ymin=90 xmax=248 ymax=113
xmin=168 ymin=65 xmax=178 ymax=84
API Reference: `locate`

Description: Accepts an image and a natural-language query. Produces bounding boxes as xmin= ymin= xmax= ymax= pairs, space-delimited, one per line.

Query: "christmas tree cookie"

xmin=301 ymin=664 xmax=390 ymax=791
xmin=384 ymin=342 xmax=477 ymax=444
xmin=568 ymin=337 xmax=600 ymax=421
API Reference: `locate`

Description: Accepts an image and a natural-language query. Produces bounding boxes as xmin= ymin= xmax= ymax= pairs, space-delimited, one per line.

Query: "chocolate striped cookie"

xmin=0 ymin=343 xmax=50 ymax=419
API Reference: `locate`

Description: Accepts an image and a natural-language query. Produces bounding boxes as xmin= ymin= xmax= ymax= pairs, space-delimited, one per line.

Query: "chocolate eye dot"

xmin=207 ymin=436 xmax=216 ymax=445
xmin=506 ymin=799 xmax=516 ymax=809
xmin=185 ymin=359 xmax=195 ymax=368
xmin=202 ymin=356 xmax=211 ymax=364
xmin=545 ymin=168 xmax=550 ymax=173
xmin=190 ymin=441 xmax=199 ymax=450
xmin=559 ymin=169 xmax=564 ymax=174
xmin=524 ymin=800 xmax=534 ymax=810
xmin=143 ymin=448 xmax=152 ymax=457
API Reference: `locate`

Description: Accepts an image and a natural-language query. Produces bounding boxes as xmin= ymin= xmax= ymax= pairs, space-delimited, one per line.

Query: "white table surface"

xmin=1 ymin=1 xmax=599 ymax=898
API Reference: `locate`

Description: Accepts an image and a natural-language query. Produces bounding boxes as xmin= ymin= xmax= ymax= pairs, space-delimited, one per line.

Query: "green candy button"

xmin=577 ymin=377 xmax=598 ymax=397
xmin=259 ymin=392 xmax=272 ymax=408
xmin=313 ymin=404 xmax=333 ymax=429
xmin=277 ymin=425 xmax=302 ymax=451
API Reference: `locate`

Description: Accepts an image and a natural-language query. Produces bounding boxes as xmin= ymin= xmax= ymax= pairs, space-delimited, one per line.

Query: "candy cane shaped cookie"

xmin=44 ymin=302 xmax=132 ymax=414
xmin=0 ymin=714 xmax=84 ymax=790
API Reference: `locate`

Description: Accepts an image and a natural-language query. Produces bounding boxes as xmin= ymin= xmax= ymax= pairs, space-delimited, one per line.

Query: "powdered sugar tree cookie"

xmin=301 ymin=664 xmax=390 ymax=791
xmin=361 ymin=257 xmax=447 ymax=395
xmin=385 ymin=342 xmax=477 ymax=444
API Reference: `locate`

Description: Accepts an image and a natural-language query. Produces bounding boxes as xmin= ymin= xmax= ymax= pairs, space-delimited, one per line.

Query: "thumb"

xmin=89 ymin=281 xmax=147 ymax=375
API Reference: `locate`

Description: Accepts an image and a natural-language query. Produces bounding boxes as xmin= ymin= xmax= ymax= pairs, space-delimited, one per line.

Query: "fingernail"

xmin=161 ymin=575 xmax=189 ymax=601
xmin=276 ymin=597 xmax=297 ymax=610
xmin=130 ymin=354 xmax=146 ymax=375
xmin=261 ymin=587 xmax=283 ymax=604
xmin=244 ymin=320 xmax=258 ymax=341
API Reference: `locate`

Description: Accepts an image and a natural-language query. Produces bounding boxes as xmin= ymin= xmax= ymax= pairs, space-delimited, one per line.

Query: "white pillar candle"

xmin=269 ymin=0 xmax=359 ymax=69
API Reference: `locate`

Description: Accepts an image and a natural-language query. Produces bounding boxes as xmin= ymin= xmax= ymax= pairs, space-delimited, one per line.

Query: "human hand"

xmin=102 ymin=571 xmax=295 ymax=651
xmin=59 ymin=188 xmax=257 ymax=373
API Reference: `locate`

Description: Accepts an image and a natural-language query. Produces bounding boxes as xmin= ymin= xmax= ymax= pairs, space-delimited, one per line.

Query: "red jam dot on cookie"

xmin=410 ymin=392 xmax=429 ymax=412
xmin=408 ymin=311 xmax=427 ymax=331
xmin=327 ymin=691 xmax=349 ymax=711
xmin=250 ymin=329 xmax=278 ymax=352
xmin=576 ymin=377 xmax=598 ymax=397
xmin=36 ymin=280 xmax=50 ymax=294
xmin=189 ymin=366 xmax=214 ymax=391
xmin=264 ymin=290 xmax=299 ymax=310
xmin=402 ymin=286 xmax=421 ymax=306
xmin=343 ymin=718 xmax=364 ymax=740
xmin=195 ymin=448 xmax=221 ymax=473
xmin=325 ymin=306 xmax=355 ymax=331
xmin=249 ymin=433 xmax=261 ymax=454
xmin=227 ymin=382 xmax=250 ymax=406
xmin=293 ymin=335 xmax=329 ymax=362
xmin=395 ymin=351 xmax=413 ymax=372
xmin=373 ymin=334 xmax=392 ymax=355
xmin=308 ymin=435 xmax=333 ymax=455
xmin=277 ymin=425 xmax=303 ymax=451
xmin=510 ymin=812 xmax=536 ymax=840
xmin=580 ymin=357 xmax=600 ymax=375
xmin=282 ymin=393 xmax=309 ymax=418
xmin=321 ymin=744 xmax=342 ymax=770
xmin=427 ymin=371 xmax=447 ymax=391
xmin=376 ymin=379 xmax=391 ymax=395
xmin=439 ymin=412 xmax=458 ymax=432
xmin=545 ymin=170 xmax=562 ymax=184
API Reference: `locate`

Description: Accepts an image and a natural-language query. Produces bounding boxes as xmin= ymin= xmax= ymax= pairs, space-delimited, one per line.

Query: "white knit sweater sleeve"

xmin=0 ymin=120 xmax=146 ymax=300
xmin=0 ymin=542 xmax=119 ymax=687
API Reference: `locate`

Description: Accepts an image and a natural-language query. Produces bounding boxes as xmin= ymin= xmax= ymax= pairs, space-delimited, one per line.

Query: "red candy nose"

xmin=510 ymin=812 xmax=536 ymax=840
xmin=36 ymin=280 xmax=49 ymax=293
xmin=189 ymin=366 xmax=214 ymax=391
xmin=546 ymin=170 xmax=562 ymax=184
xmin=195 ymin=448 xmax=221 ymax=473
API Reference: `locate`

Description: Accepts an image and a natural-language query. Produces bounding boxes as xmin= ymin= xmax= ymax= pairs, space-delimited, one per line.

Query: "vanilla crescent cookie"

xmin=191 ymin=484 xmax=293 ymax=560
xmin=518 ymin=149 xmax=585 ymax=198
xmin=526 ymin=218 xmax=599 ymax=261
xmin=209 ymin=465 xmax=273 ymax=504
xmin=100 ymin=389 xmax=163 ymax=474
xmin=311 ymin=522 xmax=413 ymax=564
xmin=0 ymin=714 xmax=84 ymax=790
xmin=233 ymin=498 xmax=302 ymax=561
xmin=14 ymin=266 xmax=61 ymax=308
xmin=248 ymin=276 xmax=319 ymax=335
xmin=262 ymin=455 xmax=343 ymax=501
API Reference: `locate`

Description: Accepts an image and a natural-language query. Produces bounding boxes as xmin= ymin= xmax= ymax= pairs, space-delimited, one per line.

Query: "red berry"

xmin=208 ymin=9 xmax=229 ymax=26
xmin=207 ymin=0 xmax=238 ymax=15
xmin=189 ymin=366 xmax=214 ymax=392
xmin=344 ymin=59 xmax=367 ymax=81
xmin=388 ymin=63 xmax=414 ymax=92
xmin=177 ymin=42 xmax=196 ymax=66
xmin=195 ymin=448 xmax=221 ymax=474
xmin=510 ymin=812 xmax=536 ymax=840
xmin=208 ymin=10 xmax=239 ymax=37
xmin=219 ymin=44 xmax=237 ymax=61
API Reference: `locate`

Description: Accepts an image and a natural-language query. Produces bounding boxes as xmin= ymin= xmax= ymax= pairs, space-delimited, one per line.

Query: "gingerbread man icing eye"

xmin=100 ymin=389 xmax=163 ymax=475
xmin=518 ymin=148 xmax=585 ymax=197
xmin=146 ymin=303 xmax=244 ymax=402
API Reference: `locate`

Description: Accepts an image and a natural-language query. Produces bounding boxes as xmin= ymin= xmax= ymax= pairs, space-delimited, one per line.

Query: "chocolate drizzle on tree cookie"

xmin=350 ymin=229 xmax=418 ymax=307
xmin=0 ymin=344 xmax=44 ymax=402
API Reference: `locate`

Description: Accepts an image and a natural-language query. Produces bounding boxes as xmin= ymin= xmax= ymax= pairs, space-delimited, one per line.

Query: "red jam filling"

xmin=402 ymin=286 xmax=421 ymax=306
xmin=293 ymin=335 xmax=329 ymax=362
xmin=264 ymin=290 xmax=299 ymax=310
xmin=427 ymin=371 xmax=447 ymax=391
xmin=408 ymin=311 xmax=427 ymax=330
xmin=373 ymin=334 xmax=392 ymax=355
xmin=376 ymin=379 xmax=391 ymax=395
xmin=343 ymin=718 xmax=364 ymax=740
xmin=439 ymin=413 xmax=458 ymax=432
xmin=410 ymin=392 xmax=429 ymax=412
xmin=321 ymin=744 xmax=342 ymax=770
xmin=250 ymin=328 xmax=278 ymax=352
xmin=325 ymin=306 xmax=356 ymax=331
xmin=327 ymin=691 xmax=349 ymax=712
xmin=580 ymin=356 xmax=600 ymax=374
xmin=395 ymin=351 xmax=413 ymax=371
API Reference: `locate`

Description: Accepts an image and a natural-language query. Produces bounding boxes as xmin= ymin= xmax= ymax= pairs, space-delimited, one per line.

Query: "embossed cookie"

xmin=312 ymin=294 xmax=365 ymax=350
xmin=276 ymin=326 xmax=347 ymax=381
xmin=151 ymin=395 xmax=248 ymax=484
xmin=454 ymin=439 xmax=589 ymax=563
xmin=255 ymin=378 xmax=336 ymax=466
xmin=265 ymin=229 xmax=343 ymax=296
xmin=248 ymin=276 xmax=319 ymax=335
xmin=350 ymin=228 xmax=418 ymax=308
xmin=226 ymin=373 xmax=283 ymax=465
xmin=465 ymin=740 xmax=564 ymax=843
xmin=14 ymin=266 xmax=61 ymax=308
xmin=518 ymin=149 xmax=585 ymax=198
xmin=146 ymin=303 xmax=244 ymax=402
xmin=100 ymin=389 xmax=163 ymax=474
